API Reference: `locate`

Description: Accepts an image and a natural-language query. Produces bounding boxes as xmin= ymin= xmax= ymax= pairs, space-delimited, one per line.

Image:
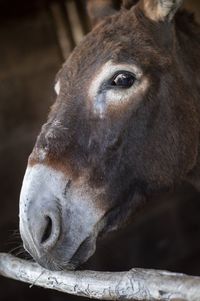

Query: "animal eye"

xmin=110 ymin=72 xmax=136 ymax=88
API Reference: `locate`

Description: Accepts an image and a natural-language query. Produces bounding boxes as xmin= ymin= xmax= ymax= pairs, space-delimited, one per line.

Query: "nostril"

xmin=41 ymin=216 xmax=52 ymax=244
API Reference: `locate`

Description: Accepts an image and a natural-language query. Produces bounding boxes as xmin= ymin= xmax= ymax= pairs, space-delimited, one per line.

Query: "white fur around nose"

xmin=19 ymin=164 xmax=67 ymax=251
xmin=19 ymin=164 xmax=105 ymax=261
xmin=20 ymin=165 xmax=67 ymax=210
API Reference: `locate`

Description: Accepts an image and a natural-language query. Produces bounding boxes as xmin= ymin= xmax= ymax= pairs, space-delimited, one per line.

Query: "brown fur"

xmin=36 ymin=6 xmax=200 ymax=190
xmin=20 ymin=0 xmax=200 ymax=269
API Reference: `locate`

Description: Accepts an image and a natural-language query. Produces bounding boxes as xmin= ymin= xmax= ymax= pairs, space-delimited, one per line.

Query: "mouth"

xmin=68 ymin=235 xmax=96 ymax=269
xmin=54 ymin=191 xmax=145 ymax=270
xmin=99 ymin=189 xmax=145 ymax=237
xmin=24 ymin=234 xmax=97 ymax=271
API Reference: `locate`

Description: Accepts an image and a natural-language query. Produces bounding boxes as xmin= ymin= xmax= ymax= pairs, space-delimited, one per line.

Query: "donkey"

xmin=19 ymin=0 xmax=200 ymax=270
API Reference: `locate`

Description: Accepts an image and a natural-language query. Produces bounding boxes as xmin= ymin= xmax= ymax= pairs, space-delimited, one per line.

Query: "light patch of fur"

xmin=88 ymin=60 xmax=149 ymax=118
xmin=45 ymin=129 xmax=57 ymax=140
xmin=141 ymin=0 xmax=183 ymax=22
xmin=37 ymin=148 xmax=47 ymax=161
xmin=106 ymin=76 xmax=149 ymax=104
xmin=44 ymin=120 xmax=67 ymax=142
xmin=54 ymin=80 xmax=60 ymax=95
xmin=89 ymin=61 xmax=143 ymax=100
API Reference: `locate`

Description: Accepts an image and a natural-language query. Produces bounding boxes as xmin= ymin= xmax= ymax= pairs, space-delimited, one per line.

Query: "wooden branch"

xmin=65 ymin=0 xmax=85 ymax=45
xmin=50 ymin=2 xmax=73 ymax=60
xmin=0 ymin=253 xmax=200 ymax=300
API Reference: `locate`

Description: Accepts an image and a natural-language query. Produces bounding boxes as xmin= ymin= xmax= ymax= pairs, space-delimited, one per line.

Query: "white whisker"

xmin=29 ymin=270 xmax=45 ymax=288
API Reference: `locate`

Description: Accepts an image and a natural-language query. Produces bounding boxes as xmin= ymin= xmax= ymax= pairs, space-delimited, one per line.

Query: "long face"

xmin=19 ymin=1 xmax=199 ymax=270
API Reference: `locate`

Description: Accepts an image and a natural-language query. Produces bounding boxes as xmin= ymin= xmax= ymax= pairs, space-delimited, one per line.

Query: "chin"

xmin=28 ymin=236 xmax=97 ymax=271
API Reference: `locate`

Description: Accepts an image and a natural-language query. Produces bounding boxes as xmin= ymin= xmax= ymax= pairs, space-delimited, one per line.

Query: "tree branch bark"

xmin=0 ymin=253 xmax=200 ymax=300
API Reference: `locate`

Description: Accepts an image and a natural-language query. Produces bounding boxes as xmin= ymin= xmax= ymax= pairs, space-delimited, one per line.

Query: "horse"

xmin=19 ymin=0 xmax=200 ymax=270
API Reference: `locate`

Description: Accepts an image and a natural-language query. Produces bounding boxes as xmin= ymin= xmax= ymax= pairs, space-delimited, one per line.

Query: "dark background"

xmin=0 ymin=0 xmax=200 ymax=300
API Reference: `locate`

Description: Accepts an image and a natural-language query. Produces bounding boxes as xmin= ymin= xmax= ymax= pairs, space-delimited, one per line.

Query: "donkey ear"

xmin=140 ymin=0 xmax=183 ymax=22
xmin=87 ymin=0 xmax=118 ymax=27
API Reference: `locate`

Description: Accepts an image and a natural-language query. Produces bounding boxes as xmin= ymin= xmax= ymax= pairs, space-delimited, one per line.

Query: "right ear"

xmin=87 ymin=0 xmax=118 ymax=27
xmin=139 ymin=0 xmax=183 ymax=22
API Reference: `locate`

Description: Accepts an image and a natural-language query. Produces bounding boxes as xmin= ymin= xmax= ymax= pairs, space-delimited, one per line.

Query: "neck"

xmin=175 ymin=11 xmax=200 ymax=75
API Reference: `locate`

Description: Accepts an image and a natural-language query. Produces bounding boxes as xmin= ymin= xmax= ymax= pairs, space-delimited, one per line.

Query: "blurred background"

xmin=0 ymin=0 xmax=200 ymax=300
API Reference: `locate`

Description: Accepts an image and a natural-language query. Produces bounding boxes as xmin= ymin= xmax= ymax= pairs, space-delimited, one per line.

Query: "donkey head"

xmin=19 ymin=0 xmax=200 ymax=270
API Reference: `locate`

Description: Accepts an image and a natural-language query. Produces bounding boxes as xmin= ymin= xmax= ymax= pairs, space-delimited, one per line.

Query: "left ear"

xmin=139 ymin=0 xmax=183 ymax=22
